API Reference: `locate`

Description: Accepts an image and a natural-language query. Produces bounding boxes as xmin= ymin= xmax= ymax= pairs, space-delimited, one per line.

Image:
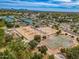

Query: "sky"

xmin=0 ymin=0 xmax=79 ymax=12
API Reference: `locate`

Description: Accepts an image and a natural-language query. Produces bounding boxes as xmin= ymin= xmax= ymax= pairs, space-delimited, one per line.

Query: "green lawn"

xmin=0 ymin=20 xmax=5 ymax=48
xmin=0 ymin=20 xmax=5 ymax=27
xmin=0 ymin=29 xmax=4 ymax=48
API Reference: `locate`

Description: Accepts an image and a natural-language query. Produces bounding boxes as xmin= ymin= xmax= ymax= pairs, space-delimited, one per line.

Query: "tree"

xmin=38 ymin=46 xmax=48 ymax=55
xmin=34 ymin=35 xmax=41 ymax=42
xmin=73 ymin=29 xmax=77 ymax=33
xmin=0 ymin=49 xmax=16 ymax=59
xmin=29 ymin=40 xmax=38 ymax=49
xmin=5 ymin=22 xmax=14 ymax=28
xmin=56 ymin=30 xmax=61 ymax=35
xmin=76 ymin=38 xmax=79 ymax=42
xmin=42 ymin=36 xmax=46 ymax=40
xmin=63 ymin=45 xmax=79 ymax=59
xmin=32 ymin=53 xmax=43 ymax=59
xmin=48 ymin=54 xmax=54 ymax=59
xmin=8 ymin=39 xmax=32 ymax=59
xmin=60 ymin=48 xmax=66 ymax=53
xmin=15 ymin=24 xmax=20 ymax=28
xmin=52 ymin=24 xmax=59 ymax=30
xmin=5 ymin=34 xmax=13 ymax=43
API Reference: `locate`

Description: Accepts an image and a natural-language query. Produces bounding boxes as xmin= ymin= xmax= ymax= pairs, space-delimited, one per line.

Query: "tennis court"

xmin=40 ymin=35 xmax=74 ymax=49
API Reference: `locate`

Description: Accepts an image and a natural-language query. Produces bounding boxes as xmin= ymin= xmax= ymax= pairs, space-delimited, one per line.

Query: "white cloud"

xmin=0 ymin=1 xmax=60 ymax=7
xmin=52 ymin=0 xmax=71 ymax=2
xmin=0 ymin=0 xmax=79 ymax=12
xmin=1 ymin=0 xmax=79 ymax=7
xmin=60 ymin=1 xmax=79 ymax=6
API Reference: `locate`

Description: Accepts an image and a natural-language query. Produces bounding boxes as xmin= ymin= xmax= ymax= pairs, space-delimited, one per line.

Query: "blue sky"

xmin=0 ymin=0 xmax=79 ymax=12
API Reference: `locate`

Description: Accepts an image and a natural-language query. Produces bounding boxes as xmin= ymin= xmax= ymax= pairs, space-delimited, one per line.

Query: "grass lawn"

xmin=0 ymin=20 xmax=5 ymax=48
xmin=0 ymin=29 xmax=4 ymax=48
xmin=0 ymin=20 xmax=5 ymax=27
